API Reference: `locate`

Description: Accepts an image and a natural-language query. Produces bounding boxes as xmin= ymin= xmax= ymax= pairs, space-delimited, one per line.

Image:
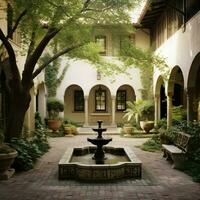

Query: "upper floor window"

xmin=95 ymin=35 xmax=106 ymax=55
xmin=116 ymin=90 xmax=126 ymax=111
xmin=95 ymin=88 xmax=106 ymax=111
xmin=74 ymin=90 xmax=84 ymax=111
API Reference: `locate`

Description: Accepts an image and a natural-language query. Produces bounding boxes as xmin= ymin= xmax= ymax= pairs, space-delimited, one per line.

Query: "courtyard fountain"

xmin=59 ymin=121 xmax=142 ymax=181
xmin=87 ymin=120 xmax=112 ymax=164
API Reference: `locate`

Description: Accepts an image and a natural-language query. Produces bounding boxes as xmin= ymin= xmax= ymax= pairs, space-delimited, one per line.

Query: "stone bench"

xmin=162 ymin=132 xmax=191 ymax=169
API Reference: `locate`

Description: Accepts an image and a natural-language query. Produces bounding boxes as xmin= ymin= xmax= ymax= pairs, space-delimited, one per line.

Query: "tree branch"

xmin=25 ymin=30 xmax=36 ymax=63
xmin=82 ymin=6 xmax=113 ymax=13
xmin=32 ymin=43 xmax=84 ymax=79
xmin=22 ymin=27 xmax=60 ymax=85
xmin=0 ymin=28 xmax=20 ymax=79
xmin=81 ymin=0 xmax=91 ymax=12
xmin=7 ymin=9 xmax=27 ymax=39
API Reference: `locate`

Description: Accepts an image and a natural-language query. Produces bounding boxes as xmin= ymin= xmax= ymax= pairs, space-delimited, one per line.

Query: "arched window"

xmin=95 ymin=86 xmax=106 ymax=111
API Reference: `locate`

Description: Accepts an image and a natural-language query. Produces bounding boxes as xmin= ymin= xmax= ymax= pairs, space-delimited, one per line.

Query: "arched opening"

xmin=115 ymin=84 xmax=136 ymax=124
xmin=168 ymin=66 xmax=185 ymax=121
xmin=187 ymin=52 xmax=200 ymax=121
xmin=64 ymin=84 xmax=84 ymax=124
xmin=88 ymin=84 xmax=111 ymax=125
xmin=173 ymin=83 xmax=183 ymax=106
xmin=160 ymin=85 xmax=167 ymax=119
xmin=155 ymin=75 xmax=166 ymax=120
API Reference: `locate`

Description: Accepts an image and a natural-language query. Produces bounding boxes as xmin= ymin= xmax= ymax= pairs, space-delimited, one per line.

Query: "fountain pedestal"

xmin=87 ymin=120 xmax=112 ymax=164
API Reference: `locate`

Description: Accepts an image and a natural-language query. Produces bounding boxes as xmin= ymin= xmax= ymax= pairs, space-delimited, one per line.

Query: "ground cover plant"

xmin=8 ymin=113 xmax=50 ymax=171
xmin=140 ymin=134 xmax=161 ymax=152
xmin=10 ymin=129 xmax=50 ymax=171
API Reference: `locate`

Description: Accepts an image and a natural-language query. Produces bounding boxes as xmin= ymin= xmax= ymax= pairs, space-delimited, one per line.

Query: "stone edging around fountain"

xmin=58 ymin=146 xmax=142 ymax=181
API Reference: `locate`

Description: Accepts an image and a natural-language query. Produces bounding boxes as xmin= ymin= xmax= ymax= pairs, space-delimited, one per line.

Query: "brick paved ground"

xmin=0 ymin=135 xmax=200 ymax=200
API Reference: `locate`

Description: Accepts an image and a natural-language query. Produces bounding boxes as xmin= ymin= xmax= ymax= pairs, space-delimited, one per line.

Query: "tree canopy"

xmin=0 ymin=0 xmax=168 ymax=141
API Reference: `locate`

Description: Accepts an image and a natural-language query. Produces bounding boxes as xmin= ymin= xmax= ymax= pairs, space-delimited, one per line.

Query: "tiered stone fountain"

xmin=87 ymin=120 xmax=112 ymax=164
xmin=59 ymin=121 xmax=142 ymax=181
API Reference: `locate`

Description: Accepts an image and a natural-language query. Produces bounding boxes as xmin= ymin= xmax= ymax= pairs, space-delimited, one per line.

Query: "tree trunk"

xmin=5 ymin=93 xmax=31 ymax=142
xmin=4 ymin=80 xmax=32 ymax=142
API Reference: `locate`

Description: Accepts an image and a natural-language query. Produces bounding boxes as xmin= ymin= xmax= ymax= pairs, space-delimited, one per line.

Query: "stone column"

xmin=111 ymin=96 xmax=116 ymax=127
xmin=154 ymin=94 xmax=160 ymax=127
xmin=84 ymin=96 xmax=89 ymax=127
xmin=167 ymin=93 xmax=173 ymax=129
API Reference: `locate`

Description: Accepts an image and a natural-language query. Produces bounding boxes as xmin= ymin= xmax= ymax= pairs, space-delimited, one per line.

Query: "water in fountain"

xmin=87 ymin=120 xmax=112 ymax=164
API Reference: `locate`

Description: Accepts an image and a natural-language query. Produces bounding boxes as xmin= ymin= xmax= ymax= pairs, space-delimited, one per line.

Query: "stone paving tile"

xmin=0 ymin=135 xmax=200 ymax=200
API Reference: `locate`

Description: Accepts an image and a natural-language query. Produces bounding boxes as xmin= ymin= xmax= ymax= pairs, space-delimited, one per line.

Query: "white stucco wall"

xmin=135 ymin=29 xmax=150 ymax=49
xmin=154 ymin=11 xmax=200 ymax=91
xmin=56 ymin=58 xmax=142 ymax=100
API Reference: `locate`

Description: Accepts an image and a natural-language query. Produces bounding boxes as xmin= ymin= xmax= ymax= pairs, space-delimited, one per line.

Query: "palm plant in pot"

xmin=139 ymin=100 xmax=154 ymax=134
xmin=47 ymin=98 xmax=64 ymax=132
xmin=0 ymin=131 xmax=17 ymax=180
xmin=123 ymin=100 xmax=144 ymax=134
xmin=123 ymin=100 xmax=154 ymax=134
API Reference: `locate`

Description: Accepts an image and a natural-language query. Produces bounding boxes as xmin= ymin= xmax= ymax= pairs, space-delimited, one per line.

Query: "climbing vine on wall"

xmin=140 ymin=66 xmax=153 ymax=100
xmin=42 ymin=45 xmax=68 ymax=97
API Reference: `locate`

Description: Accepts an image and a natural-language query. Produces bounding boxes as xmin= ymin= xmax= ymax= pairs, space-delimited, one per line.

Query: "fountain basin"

xmin=58 ymin=146 xmax=142 ymax=181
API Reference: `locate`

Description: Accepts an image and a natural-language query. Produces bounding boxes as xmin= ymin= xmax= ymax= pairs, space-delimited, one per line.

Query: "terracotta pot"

xmin=64 ymin=126 xmax=77 ymax=135
xmin=64 ymin=127 xmax=72 ymax=135
xmin=140 ymin=121 xmax=154 ymax=134
xmin=0 ymin=150 xmax=18 ymax=173
xmin=123 ymin=126 xmax=134 ymax=135
xmin=47 ymin=119 xmax=61 ymax=132
xmin=71 ymin=127 xmax=77 ymax=135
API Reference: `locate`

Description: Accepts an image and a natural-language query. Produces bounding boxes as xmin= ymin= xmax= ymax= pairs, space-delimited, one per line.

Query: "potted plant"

xmin=47 ymin=98 xmax=64 ymax=132
xmin=123 ymin=100 xmax=154 ymax=134
xmin=0 ymin=131 xmax=18 ymax=180
xmin=63 ymin=124 xmax=77 ymax=136
xmin=123 ymin=100 xmax=144 ymax=134
xmin=139 ymin=100 xmax=154 ymax=134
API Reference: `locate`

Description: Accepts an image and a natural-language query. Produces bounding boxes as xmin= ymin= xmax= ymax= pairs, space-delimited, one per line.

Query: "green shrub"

xmin=10 ymin=138 xmax=38 ymax=170
xmin=182 ymin=161 xmax=200 ymax=182
xmin=47 ymin=98 xmax=64 ymax=119
xmin=140 ymin=134 xmax=161 ymax=152
xmin=159 ymin=128 xmax=179 ymax=144
xmin=63 ymin=118 xmax=79 ymax=127
xmin=193 ymin=148 xmax=200 ymax=164
xmin=32 ymin=130 xmax=50 ymax=153
xmin=140 ymin=138 xmax=161 ymax=152
xmin=35 ymin=112 xmax=44 ymax=129
xmin=10 ymin=129 xmax=50 ymax=171
xmin=172 ymin=106 xmax=187 ymax=121
xmin=156 ymin=118 xmax=167 ymax=129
